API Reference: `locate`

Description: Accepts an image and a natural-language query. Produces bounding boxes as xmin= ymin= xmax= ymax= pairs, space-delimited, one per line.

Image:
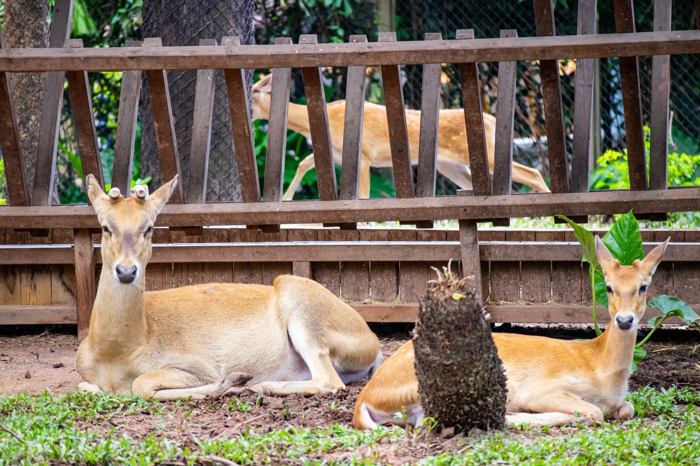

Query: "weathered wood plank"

xmin=534 ymin=0 xmax=569 ymax=194
xmin=333 ymin=229 xmax=369 ymax=302
xmin=0 ymin=305 xmax=77 ymax=325
xmin=458 ymin=190 xmax=484 ymax=302
xmin=517 ymin=230 xmax=551 ymax=303
xmin=3 ymin=188 xmax=700 ymax=229
xmin=51 ymin=229 xmax=76 ymax=306
xmin=415 ymin=32 xmax=442 ymax=199
xmin=3 ymin=32 xmax=700 ymax=72
xmin=0 ymin=29 xmax=29 ymax=206
xmin=299 ymin=35 xmax=338 ymax=202
xmin=144 ymin=227 xmax=172 ymax=291
xmin=263 ymin=38 xmax=293 ymax=205
xmin=492 ymin=30 xmax=518 ymax=197
xmin=379 ymin=32 xmax=415 ymax=200
xmin=201 ymin=228 xmax=233 ymax=283
xmin=185 ymin=38 xmax=218 ymax=204
xmin=457 ymin=29 xmax=490 ymax=197
xmin=171 ymin=229 xmax=203 ymax=288
xmin=571 ymin=0 xmax=597 ymax=194
xmin=338 ymin=35 xmax=368 ymax=207
xmin=289 ymin=229 xmax=316 ymax=280
xmin=222 ymin=37 xmax=260 ymax=205
xmin=260 ymin=229 xmax=292 ymax=286
xmin=74 ymin=228 xmax=95 ymax=341
xmin=363 ymin=229 xmax=397 ymax=303
xmin=649 ymin=0 xmax=672 ymax=193
xmin=314 ymin=229 xmax=341 ymax=296
xmin=144 ymin=38 xmax=184 ymax=203
xmin=65 ymin=39 xmax=104 ymax=188
xmin=112 ymin=41 xmax=143 ymax=195
xmin=231 ymin=228 xmax=263 ymax=284
xmin=614 ymin=0 xmax=648 ymax=191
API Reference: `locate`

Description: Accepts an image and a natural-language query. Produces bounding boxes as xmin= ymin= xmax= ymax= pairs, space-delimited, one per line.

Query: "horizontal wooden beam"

xmin=0 ymin=305 xmax=76 ymax=325
xmin=1 ymin=31 xmax=699 ymax=72
xmin=1 ymin=303 xmax=689 ymax=326
xmin=0 ymin=241 xmax=698 ymax=265
xmin=0 ymin=188 xmax=698 ymax=229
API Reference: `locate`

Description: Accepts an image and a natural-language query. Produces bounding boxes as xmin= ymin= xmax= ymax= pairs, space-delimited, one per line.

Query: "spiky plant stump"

xmin=413 ymin=263 xmax=507 ymax=431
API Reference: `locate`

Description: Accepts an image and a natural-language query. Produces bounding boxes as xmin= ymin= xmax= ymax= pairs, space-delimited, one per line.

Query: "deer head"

xmin=251 ymin=73 xmax=273 ymax=121
xmin=595 ymin=235 xmax=668 ymax=331
xmin=87 ymin=175 xmax=178 ymax=284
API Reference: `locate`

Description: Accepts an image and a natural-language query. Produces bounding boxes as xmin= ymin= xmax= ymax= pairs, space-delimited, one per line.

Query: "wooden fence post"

xmin=74 ymin=228 xmax=95 ymax=341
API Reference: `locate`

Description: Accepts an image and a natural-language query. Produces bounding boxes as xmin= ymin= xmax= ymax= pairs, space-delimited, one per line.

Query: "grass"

xmin=0 ymin=387 xmax=698 ymax=465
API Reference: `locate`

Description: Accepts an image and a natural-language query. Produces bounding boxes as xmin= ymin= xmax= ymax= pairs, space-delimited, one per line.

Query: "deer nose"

xmin=115 ymin=265 xmax=138 ymax=284
xmin=615 ymin=315 xmax=635 ymax=330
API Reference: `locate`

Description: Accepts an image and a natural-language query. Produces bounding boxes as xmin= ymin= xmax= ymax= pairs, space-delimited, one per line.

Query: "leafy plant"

xmin=558 ymin=212 xmax=699 ymax=369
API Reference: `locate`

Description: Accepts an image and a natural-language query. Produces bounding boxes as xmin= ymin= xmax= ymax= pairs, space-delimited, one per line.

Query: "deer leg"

xmin=507 ymin=393 xmax=604 ymax=426
xmin=358 ymin=159 xmax=371 ymax=199
xmin=511 ymin=162 xmax=551 ymax=193
xmin=77 ymin=382 xmax=101 ymax=394
xmin=282 ymin=153 xmax=316 ymax=201
xmin=436 ymin=159 xmax=473 ymax=190
xmin=132 ymin=368 xmax=252 ymax=401
xmin=608 ymin=401 xmax=635 ymax=422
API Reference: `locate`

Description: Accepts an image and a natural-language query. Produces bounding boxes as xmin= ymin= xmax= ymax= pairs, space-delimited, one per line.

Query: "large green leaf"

xmin=601 ymin=211 xmax=644 ymax=266
xmin=648 ymin=295 xmax=700 ymax=326
xmin=593 ymin=271 xmax=609 ymax=308
xmin=557 ymin=215 xmax=601 ymax=275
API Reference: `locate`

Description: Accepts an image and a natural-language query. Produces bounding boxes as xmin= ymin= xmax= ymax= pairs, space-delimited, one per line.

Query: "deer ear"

xmin=595 ymin=236 xmax=619 ymax=276
xmin=642 ymin=238 xmax=669 ymax=277
xmin=146 ymin=176 xmax=178 ymax=217
xmin=86 ymin=174 xmax=107 ymax=207
xmin=252 ymin=72 xmax=273 ymax=94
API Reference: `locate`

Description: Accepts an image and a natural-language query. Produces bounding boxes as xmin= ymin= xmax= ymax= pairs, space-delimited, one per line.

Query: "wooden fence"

xmin=1 ymin=226 xmax=697 ymax=328
xmin=1 ymin=0 xmax=700 ymax=338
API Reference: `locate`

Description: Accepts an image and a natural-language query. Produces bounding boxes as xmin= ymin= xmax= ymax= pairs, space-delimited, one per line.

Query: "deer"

xmin=76 ymin=174 xmax=382 ymax=400
xmin=353 ymin=236 xmax=669 ymax=429
xmin=251 ymin=73 xmax=550 ymax=200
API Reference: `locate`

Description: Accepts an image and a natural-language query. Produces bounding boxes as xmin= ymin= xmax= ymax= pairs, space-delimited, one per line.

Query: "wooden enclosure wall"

xmin=1 ymin=227 xmax=698 ymax=327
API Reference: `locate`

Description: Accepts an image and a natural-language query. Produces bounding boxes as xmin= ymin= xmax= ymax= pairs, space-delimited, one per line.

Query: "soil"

xmin=1 ymin=325 xmax=699 ymax=464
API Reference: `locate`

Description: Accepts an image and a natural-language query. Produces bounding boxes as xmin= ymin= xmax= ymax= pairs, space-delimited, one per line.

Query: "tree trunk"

xmin=140 ymin=0 xmax=254 ymax=201
xmin=413 ymin=265 xmax=508 ymax=431
xmin=3 ymin=0 xmax=50 ymax=194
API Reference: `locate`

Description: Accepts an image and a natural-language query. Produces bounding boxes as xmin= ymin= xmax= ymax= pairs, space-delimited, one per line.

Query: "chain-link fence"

xmin=395 ymin=0 xmax=700 ymax=174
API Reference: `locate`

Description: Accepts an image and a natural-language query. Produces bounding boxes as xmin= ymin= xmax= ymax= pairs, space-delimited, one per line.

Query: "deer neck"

xmin=590 ymin=321 xmax=637 ymax=379
xmin=258 ymin=93 xmax=312 ymax=138
xmin=88 ymin=265 xmax=148 ymax=350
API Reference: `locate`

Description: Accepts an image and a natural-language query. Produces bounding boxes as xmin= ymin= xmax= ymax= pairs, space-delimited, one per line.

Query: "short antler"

xmin=108 ymin=187 xmax=123 ymax=201
xmin=131 ymin=185 xmax=149 ymax=201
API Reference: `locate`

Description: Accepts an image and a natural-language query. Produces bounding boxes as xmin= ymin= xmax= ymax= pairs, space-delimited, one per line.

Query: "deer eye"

xmin=606 ymin=286 xmax=613 ymax=294
xmin=145 ymin=226 xmax=154 ymax=237
xmin=639 ymin=285 xmax=648 ymax=293
xmin=102 ymin=226 xmax=111 ymax=235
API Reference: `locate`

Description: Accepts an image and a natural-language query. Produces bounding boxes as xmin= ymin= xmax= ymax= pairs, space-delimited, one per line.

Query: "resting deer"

xmin=251 ymin=73 xmax=550 ymax=200
xmin=353 ymin=236 xmax=669 ymax=429
xmin=76 ymin=174 xmax=382 ymax=400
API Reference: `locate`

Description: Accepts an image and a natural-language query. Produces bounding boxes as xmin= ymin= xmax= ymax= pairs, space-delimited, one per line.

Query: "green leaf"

xmin=557 ymin=215 xmax=601 ymax=275
xmin=633 ymin=346 xmax=647 ymax=364
xmin=593 ymin=271 xmax=609 ymax=308
xmin=648 ymin=295 xmax=700 ymax=327
xmin=601 ymin=211 xmax=643 ymax=266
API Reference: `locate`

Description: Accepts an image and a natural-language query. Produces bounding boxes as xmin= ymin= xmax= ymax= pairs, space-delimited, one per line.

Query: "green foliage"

xmin=559 ymin=212 xmax=699 ymax=369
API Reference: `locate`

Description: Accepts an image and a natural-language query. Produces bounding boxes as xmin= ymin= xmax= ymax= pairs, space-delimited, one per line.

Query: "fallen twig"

xmin=199 ymin=454 xmax=239 ymax=466
xmin=0 ymin=422 xmax=26 ymax=443
xmin=214 ymin=413 xmax=267 ymax=440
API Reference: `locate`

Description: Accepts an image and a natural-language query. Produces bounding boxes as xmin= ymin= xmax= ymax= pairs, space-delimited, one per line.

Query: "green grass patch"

xmin=0 ymin=387 xmax=698 ymax=465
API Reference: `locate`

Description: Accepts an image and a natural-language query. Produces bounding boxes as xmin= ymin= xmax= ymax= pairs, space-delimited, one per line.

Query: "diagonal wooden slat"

xmin=534 ymin=0 xmax=568 ymax=195
xmin=112 ymin=40 xmax=142 ymax=196
xmin=379 ymin=32 xmax=415 ymax=200
xmin=492 ymin=30 xmax=518 ymax=197
xmin=0 ymin=28 xmax=29 ymax=206
xmin=570 ymin=0 xmax=597 ymax=194
xmin=223 ymin=36 xmax=260 ymax=206
xmin=31 ymin=0 xmax=74 ymax=206
xmin=263 ymin=37 xmax=293 ymax=204
xmin=337 ymin=35 xmax=368 ymax=231
xmin=144 ymin=38 xmax=184 ymax=203
xmin=339 ymin=35 xmax=368 ymax=203
xmin=186 ymin=38 xmax=218 ymax=205
xmin=415 ymin=32 xmax=442 ymax=200
xmin=649 ymin=0 xmax=672 ymax=192
xmin=66 ymin=39 xmax=104 ymax=189
xmin=457 ymin=29 xmax=490 ymax=198
xmin=614 ymin=0 xmax=648 ymax=191
xmin=299 ymin=34 xmax=338 ymax=202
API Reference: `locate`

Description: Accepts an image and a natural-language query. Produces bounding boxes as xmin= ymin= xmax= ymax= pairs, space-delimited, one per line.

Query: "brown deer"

xmin=76 ymin=174 xmax=382 ymax=400
xmin=353 ymin=236 xmax=668 ymax=428
xmin=251 ymin=73 xmax=550 ymax=200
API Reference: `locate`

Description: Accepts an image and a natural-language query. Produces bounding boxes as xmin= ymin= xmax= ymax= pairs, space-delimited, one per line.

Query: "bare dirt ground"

xmin=1 ymin=325 xmax=699 ymax=465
